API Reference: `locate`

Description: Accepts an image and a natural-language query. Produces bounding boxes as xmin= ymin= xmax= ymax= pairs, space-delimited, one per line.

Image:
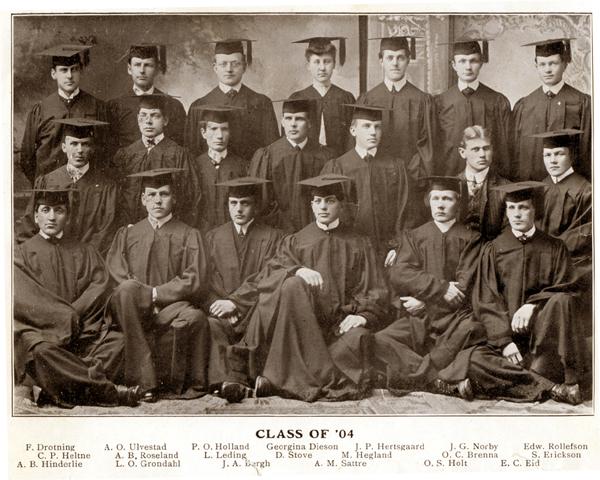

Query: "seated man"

xmin=204 ymin=177 xmax=283 ymax=391
xmin=473 ymin=181 xmax=587 ymax=404
xmin=14 ymin=188 xmax=140 ymax=408
xmin=106 ymin=169 xmax=210 ymax=402
xmin=16 ymin=118 xmax=119 ymax=255
xmin=221 ymin=174 xmax=388 ymax=403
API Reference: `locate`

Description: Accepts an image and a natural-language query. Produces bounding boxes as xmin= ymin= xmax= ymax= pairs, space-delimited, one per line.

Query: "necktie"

xmin=546 ymin=90 xmax=556 ymax=99
xmin=226 ymin=89 xmax=237 ymax=99
xmin=238 ymin=229 xmax=246 ymax=240
xmin=47 ymin=235 xmax=61 ymax=245
xmin=294 ymin=145 xmax=302 ymax=152
xmin=518 ymin=234 xmax=528 ymax=244
xmin=364 ymin=154 xmax=374 ymax=162
xmin=66 ymin=165 xmax=83 ymax=183
xmin=392 ymin=85 xmax=400 ymax=94
xmin=149 ymin=218 xmax=160 ymax=230
xmin=462 ymin=87 xmax=475 ymax=98
xmin=146 ymin=138 xmax=155 ymax=151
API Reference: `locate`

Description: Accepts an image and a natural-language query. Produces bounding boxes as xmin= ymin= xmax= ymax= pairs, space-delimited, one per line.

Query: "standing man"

xmin=14 ymin=188 xmax=141 ymax=408
xmin=289 ymin=36 xmax=355 ymax=156
xmin=108 ymin=44 xmax=187 ymax=149
xmin=434 ymin=39 xmax=512 ymax=177
xmin=204 ymin=177 xmax=283 ymax=391
xmin=250 ymin=98 xmax=335 ymax=233
xmin=512 ymin=38 xmax=591 ymax=181
xmin=20 ymin=44 xmax=109 ymax=183
xmin=107 ymin=169 xmax=210 ymax=402
xmin=184 ymin=39 xmax=279 ymax=161
xmin=356 ymin=36 xmax=435 ymax=179
xmin=16 ymin=118 xmax=119 ymax=255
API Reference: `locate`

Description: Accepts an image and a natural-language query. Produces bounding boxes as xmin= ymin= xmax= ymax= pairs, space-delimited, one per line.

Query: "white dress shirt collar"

xmin=133 ymin=85 xmax=155 ymax=96
xmin=58 ymin=88 xmax=80 ymax=100
xmin=287 ymin=137 xmax=309 ymax=150
xmin=551 ymin=167 xmax=575 ymax=184
xmin=39 ymin=230 xmax=64 ymax=240
xmin=66 ymin=162 xmax=90 ymax=182
xmin=512 ymin=225 xmax=536 ymax=239
xmin=355 ymin=145 xmax=377 ymax=159
xmin=434 ymin=218 xmax=456 ymax=233
xmin=142 ymin=133 xmax=164 ymax=149
xmin=384 ymin=77 xmax=407 ymax=92
xmin=316 ymin=218 xmax=340 ymax=231
xmin=312 ymin=81 xmax=331 ymax=97
xmin=543 ymin=79 xmax=565 ymax=95
xmin=465 ymin=165 xmax=489 ymax=184
xmin=208 ymin=148 xmax=228 ymax=165
xmin=148 ymin=213 xmax=173 ymax=230
xmin=219 ymin=82 xmax=242 ymax=94
xmin=458 ymin=79 xmax=480 ymax=92
xmin=234 ymin=218 xmax=254 ymax=236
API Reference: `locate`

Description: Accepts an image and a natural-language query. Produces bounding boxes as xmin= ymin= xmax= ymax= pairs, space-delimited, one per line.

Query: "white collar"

xmin=234 ymin=218 xmax=254 ymax=235
xmin=148 ymin=213 xmax=173 ymax=229
xmin=355 ymin=145 xmax=377 ymax=159
xmin=142 ymin=133 xmax=164 ymax=148
xmin=208 ymin=148 xmax=228 ymax=164
xmin=58 ymin=88 xmax=80 ymax=100
xmin=458 ymin=79 xmax=480 ymax=92
xmin=434 ymin=218 xmax=456 ymax=233
xmin=551 ymin=167 xmax=575 ymax=184
xmin=66 ymin=162 xmax=90 ymax=180
xmin=465 ymin=165 xmax=489 ymax=184
xmin=543 ymin=79 xmax=565 ymax=95
xmin=287 ymin=137 xmax=309 ymax=150
xmin=219 ymin=82 xmax=242 ymax=94
xmin=384 ymin=77 xmax=407 ymax=92
xmin=39 ymin=230 xmax=64 ymax=240
xmin=312 ymin=81 xmax=331 ymax=97
xmin=133 ymin=85 xmax=155 ymax=96
xmin=316 ymin=218 xmax=340 ymax=231
xmin=512 ymin=225 xmax=536 ymax=239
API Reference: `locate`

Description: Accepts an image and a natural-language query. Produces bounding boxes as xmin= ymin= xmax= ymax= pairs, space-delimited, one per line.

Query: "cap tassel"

xmin=339 ymin=38 xmax=346 ymax=66
xmin=81 ymin=49 xmax=90 ymax=67
xmin=482 ymin=40 xmax=489 ymax=63
xmin=410 ymin=37 xmax=416 ymax=60
xmin=245 ymin=40 xmax=252 ymax=65
xmin=564 ymin=40 xmax=572 ymax=63
xmin=159 ymin=44 xmax=167 ymax=73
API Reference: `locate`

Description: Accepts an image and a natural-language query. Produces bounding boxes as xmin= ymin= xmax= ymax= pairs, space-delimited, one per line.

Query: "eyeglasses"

xmin=215 ymin=61 xmax=244 ymax=69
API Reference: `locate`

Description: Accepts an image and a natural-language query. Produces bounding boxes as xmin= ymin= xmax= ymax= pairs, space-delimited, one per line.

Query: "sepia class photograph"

xmin=11 ymin=11 xmax=593 ymax=416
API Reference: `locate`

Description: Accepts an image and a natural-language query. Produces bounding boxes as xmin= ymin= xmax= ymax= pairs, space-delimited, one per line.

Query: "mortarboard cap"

xmin=293 ymin=36 xmax=347 ymax=66
xmin=370 ymin=36 xmax=420 ymax=60
xmin=54 ymin=118 xmax=109 ymax=139
xmin=298 ymin=173 xmax=351 ymax=200
xmin=210 ymin=39 xmax=255 ymax=65
xmin=38 ymin=44 xmax=93 ymax=68
xmin=117 ymin=44 xmax=167 ymax=73
xmin=522 ymin=38 xmax=573 ymax=63
xmin=216 ymin=176 xmax=270 ymax=198
xmin=274 ymin=98 xmax=316 ymax=115
xmin=419 ymin=176 xmax=465 ymax=195
xmin=440 ymin=37 xmax=490 ymax=63
xmin=491 ymin=181 xmax=548 ymax=203
xmin=128 ymin=167 xmax=185 ymax=189
xmin=529 ymin=129 xmax=583 ymax=149
xmin=191 ymin=104 xmax=243 ymax=123
xmin=344 ymin=103 xmax=386 ymax=122
xmin=22 ymin=186 xmax=75 ymax=209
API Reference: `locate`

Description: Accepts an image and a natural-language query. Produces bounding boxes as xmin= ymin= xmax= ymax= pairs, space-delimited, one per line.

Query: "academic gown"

xmin=473 ymin=228 xmax=586 ymax=385
xmin=434 ymin=84 xmax=512 ymax=177
xmin=321 ymin=149 xmax=412 ymax=255
xmin=249 ymin=137 xmax=335 ymax=233
xmin=512 ymin=84 xmax=591 ymax=180
xmin=19 ymin=90 xmax=109 ymax=183
xmin=107 ymin=87 xmax=187 ymax=149
xmin=106 ymin=217 xmax=210 ymax=397
xmin=15 ymin=164 xmax=119 ymax=255
xmin=356 ymin=81 xmax=435 ymax=179
xmin=184 ymin=85 xmax=279 ymax=161
xmin=204 ymin=221 xmax=283 ymax=386
xmin=192 ymin=151 xmax=248 ymax=233
xmin=14 ymin=234 xmax=124 ymax=407
xmin=112 ymin=136 xmax=200 ymax=226
xmin=224 ymin=222 xmax=388 ymax=402
xmin=289 ymin=84 xmax=356 ymax=157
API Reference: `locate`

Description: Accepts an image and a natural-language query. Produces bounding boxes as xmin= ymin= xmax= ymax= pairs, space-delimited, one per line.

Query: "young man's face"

xmin=128 ymin=56 xmax=158 ymax=90
xmin=307 ymin=53 xmax=335 ymax=85
xmin=282 ymin=112 xmax=310 ymax=143
xmin=311 ymin=194 xmax=341 ymax=225
xmin=350 ymin=119 xmax=382 ymax=150
xmin=213 ymin=53 xmax=246 ymax=86
xmin=138 ymin=108 xmax=168 ymax=138
xmin=535 ymin=54 xmax=567 ymax=87
xmin=451 ymin=53 xmax=482 ymax=83
xmin=429 ymin=189 xmax=459 ymax=223
xmin=62 ymin=135 xmax=93 ymax=169
xmin=459 ymin=137 xmax=493 ymax=172
xmin=34 ymin=203 xmax=68 ymax=237
xmin=201 ymin=121 xmax=230 ymax=152
xmin=506 ymin=199 xmax=535 ymax=232
xmin=228 ymin=196 xmax=256 ymax=226
xmin=543 ymin=146 xmax=572 ymax=177
xmin=380 ymin=49 xmax=410 ymax=82
xmin=51 ymin=64 xmax=81 ymax=94
xmin=141 ymin=185 xmax=174 ymax=219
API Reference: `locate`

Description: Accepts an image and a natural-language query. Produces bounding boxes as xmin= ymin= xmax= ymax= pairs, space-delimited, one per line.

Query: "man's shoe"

xmin=550 ymin=383 xmax=582 ymax=406
xmin=116 ymin=385 xmax=142 ymax=406
xmin=432 ymin=378 xmax=474 ymax=401
xmin=140 ymin=389 xmax=159 ymax=403
xmin=221 ymin=382 xmax=252 ymax=403
xmin=254 ymin=376 xmax=275 ymax=398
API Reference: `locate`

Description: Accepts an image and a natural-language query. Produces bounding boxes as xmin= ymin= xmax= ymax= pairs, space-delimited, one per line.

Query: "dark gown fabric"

xmin=106 ymin=217 xmax=210 ymax=397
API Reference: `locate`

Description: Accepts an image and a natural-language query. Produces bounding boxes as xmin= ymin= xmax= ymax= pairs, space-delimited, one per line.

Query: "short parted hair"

xmin=305 ymin=43 xmax=337 ymax=62
xmin=378 ymin=48 xmax=410 ymax=60
xmin=460 ymin=125 xmax=492 ymax=149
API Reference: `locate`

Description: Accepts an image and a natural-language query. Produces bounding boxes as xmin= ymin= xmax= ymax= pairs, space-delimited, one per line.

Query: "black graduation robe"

xmin=14 ymin=234 xmax=124 ymax=407
xmin=225 ymin=222 xmax=388 ymax=401
xmin=192 ymin=151 xmax=248 ymax=233
xmin=434 ymin=83 xmax=512 ymax=177
xmin=184 ymin=85 xmax=279 ymax=160
xmin=19 ymin=90 xmax=109 ymax=183
xmin=249 ymin=137 xmax=334 ymax=233
xmin=512 ymin=84 xmax=591 ymax=180
xmin=112 ymin=136 xmax=200 ymax=226
xmin=289 ymin=84 xmax=355 ymax=157
xmin=107 ymin=217 xmax=210 ymax=397
xmin=15 ymin=164 xmax=119 ymax=255
xmin=356 ymin=82 xmax=435 ymax=178
xmin=107 ymin=87 xmax=187 ymax=149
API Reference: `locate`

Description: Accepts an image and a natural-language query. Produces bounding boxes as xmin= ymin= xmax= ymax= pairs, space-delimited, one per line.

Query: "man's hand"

xmin=443 ymin=281 xmax=465 ymax=308
xmin=295 ymin=267 xmax=324 ymax=290
xmin=338 ymin=315 xmax=367 ymax=334
xmin=210 ymin=299 xmax=237 ymax=318
xmin=399 ymin=296 xmax=426 ymax=315
xmin=511 ymin=304 xmax=536 ymax=334
xmin=384 ymin=249 xmax=397 ymax=268
xmin=502 ymin=342 xmax=523 ymax=365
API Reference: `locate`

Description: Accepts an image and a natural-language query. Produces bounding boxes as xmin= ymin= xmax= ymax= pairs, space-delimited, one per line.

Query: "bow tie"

xmin=462 ymin=87 xmax=475 ymax=97
xmin=238 ymin=229 xmax=246 ymax=239
xmin=149 ymin=218 xmax=161 ymax=230
xmin=391 ymin=85 xmax=401 ymax=94
xmin=363 ymin=154 xmax=374 ymax=162
xmin=46 ymin=235 xmax=61 ymax=245
xmin=545 ymin=90 xmax=556 ymax=99
xmin=518 ymin=234 xmax=529 ymax=244
xmin=226 ymin=89 xmax=238 ymax=99
xmin=66 ymin=165 xmax=84 ymax=183
xmin=293 ymin=145 xmax=302 ymax=152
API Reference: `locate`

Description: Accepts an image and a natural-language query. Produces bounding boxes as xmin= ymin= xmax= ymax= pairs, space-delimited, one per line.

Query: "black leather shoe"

xmin=140 ymin=389 xmax=159 ymax=403
xmin=221 ymin=382 xmax=252 ymax=403
xmin=550 ymin=383 xmax=582 ymax=405
xmin=254 ymin=375 xmax=274 ymax=398
xmin=432 ymin=378 xmax=474 ymax=401
xmin=116 ymin=385 xmax=142 ymax=406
